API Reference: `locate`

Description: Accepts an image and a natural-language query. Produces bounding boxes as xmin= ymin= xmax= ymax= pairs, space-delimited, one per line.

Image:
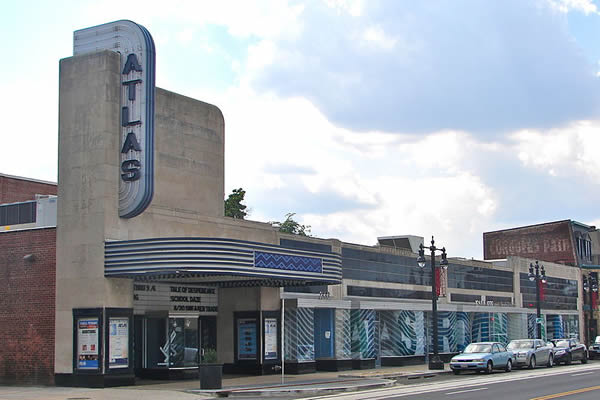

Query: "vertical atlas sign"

xmin=73 ymin=20 xmax=155 ymax=218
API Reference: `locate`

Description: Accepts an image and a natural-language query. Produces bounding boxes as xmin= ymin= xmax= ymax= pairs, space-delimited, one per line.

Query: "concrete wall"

xmin=56 ymin=50 xmax=124 ymax=374
xmin=56 ymin=50 xmax=281 ymax=374
xmin=217 ymin=287 xmax=261 ymax=364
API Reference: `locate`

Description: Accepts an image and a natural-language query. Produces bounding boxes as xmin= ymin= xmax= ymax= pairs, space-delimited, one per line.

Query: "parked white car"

xmin=507 ymin=339 xmax=554 ymax=368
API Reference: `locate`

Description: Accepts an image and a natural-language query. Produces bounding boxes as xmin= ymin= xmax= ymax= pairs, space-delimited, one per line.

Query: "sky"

xmin=2 ymin=0 xmax=600 ymax=260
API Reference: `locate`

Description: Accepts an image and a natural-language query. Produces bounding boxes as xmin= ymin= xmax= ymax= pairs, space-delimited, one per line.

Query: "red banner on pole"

xmin=435 ymin=268 xmax=441 ymax=296
xmin=593 ymin=291 xmax=598 ymax=310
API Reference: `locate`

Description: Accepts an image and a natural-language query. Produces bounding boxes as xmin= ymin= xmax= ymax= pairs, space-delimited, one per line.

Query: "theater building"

xmin=0 ymin=20 xmax=587 ymax=387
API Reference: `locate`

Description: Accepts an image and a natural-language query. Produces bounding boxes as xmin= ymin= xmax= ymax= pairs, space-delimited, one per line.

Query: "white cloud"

xmin=83 ymin=0 xmax=306 ymax=40
xmin=176 ymin=28 xmax=196 ymax=45
xmin=324 ymin=0 xmax=365 ymax=17
xmin=306 ymin=172 xmax=497 ymax=257
xmin=512 ymin=120 xmax=600 ymax=182
xmin=550 ymin=0 xmax=599 ymax=14
xmin=362 ymin=26 xmax=397 ymax=50
xmin=201 ymin=80 xmax=500 ymax=258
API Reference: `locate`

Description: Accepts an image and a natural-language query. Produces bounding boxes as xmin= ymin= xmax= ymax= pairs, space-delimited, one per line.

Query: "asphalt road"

xmin=306 ymin=362 xmax=600 ymax=400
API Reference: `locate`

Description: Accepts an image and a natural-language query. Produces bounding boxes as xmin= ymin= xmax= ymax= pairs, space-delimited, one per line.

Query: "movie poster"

xmin=109 ymin=318 xmax=129 ymax=369
xmin=237 ymin=318 xmax=257 ymax=360
xmin=264 ymin=318 xmax=278 ymax=360
xmin=77 ymin=318 xmax=99 ymax=369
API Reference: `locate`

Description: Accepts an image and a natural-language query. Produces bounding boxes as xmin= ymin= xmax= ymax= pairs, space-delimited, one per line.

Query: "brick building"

xmin=0 ymin=174 xmax=57 ymax=384
xmin=0 ymin=173 xmax=56 ymax=204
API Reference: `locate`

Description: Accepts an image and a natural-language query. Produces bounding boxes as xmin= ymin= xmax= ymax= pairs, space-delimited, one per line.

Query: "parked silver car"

xmin=507 ymin=339 xmax=554 ymax=368
xmin=450 ymin=342 xmax=514 ymax=374
xmin=588 ymin=336 xmax=600 ymax=359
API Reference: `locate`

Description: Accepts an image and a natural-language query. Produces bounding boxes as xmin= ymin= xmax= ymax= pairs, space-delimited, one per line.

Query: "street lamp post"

xmin=417 ymin=236 xmax=448 ymax=370
xmin=528 ymin=261 xmax=547 ymax=340
xmin=583 ymin=274 xmax=598 ymax=345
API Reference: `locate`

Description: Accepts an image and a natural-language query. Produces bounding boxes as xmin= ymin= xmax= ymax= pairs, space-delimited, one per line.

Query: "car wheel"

xmin=453 ymin=370 xmax=461 ymax=375
xmin=528 ymin=355 xmax=536 ymax=369
xmin=546 ymin=355 xmax=553 ymax=368
xmin=582 ymin=352 xmax=588 ymax=364
xmin=485 ymin=361 xmax=493 ymax=374
xmin=505 ymin=359 xmax=512 ymax=372
xmin=566 ymin=354 xmax=572 ymax=365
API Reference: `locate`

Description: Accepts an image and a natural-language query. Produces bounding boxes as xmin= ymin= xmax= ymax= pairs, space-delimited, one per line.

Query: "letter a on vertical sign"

xmin=73 ymin=20 xmax=155 ymax=218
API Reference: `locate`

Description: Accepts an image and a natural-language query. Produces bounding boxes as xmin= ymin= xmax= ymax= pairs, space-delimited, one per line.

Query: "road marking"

xmin=571 ymin=371 xmax=594 ymax=376
xmin=530 ymin=385 xmax=600 ymax=400
xmin=304 ymin=364 xmax=600 ymax=400
xmin=446 ymin=387 xmax=488 ymax=395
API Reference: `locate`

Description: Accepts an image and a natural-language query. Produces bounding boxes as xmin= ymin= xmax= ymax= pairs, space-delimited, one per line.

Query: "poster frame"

xmin=262 ymin=311 xmax=280 ymax=364
xmin=104 ymin=308 xmax=134 ymax=375
xmin=233 ymin=311 xmax=259 ymax=365
xmin=72 ymin=308 xmax=103 ymax=375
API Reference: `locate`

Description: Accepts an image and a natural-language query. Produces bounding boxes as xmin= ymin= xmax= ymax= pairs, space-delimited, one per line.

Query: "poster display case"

xmin=77 ymin=317 xmax=100 ymax=370
xmin=73 ymin=308 xmax=103 ymax=374
xmin=104 ymin=308 xmax=134 ymax=375
xmin=72 ymin=308 xmax=134 ymax=379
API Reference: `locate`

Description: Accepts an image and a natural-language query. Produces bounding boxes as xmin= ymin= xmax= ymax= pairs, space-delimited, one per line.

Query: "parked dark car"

xmin=550 ymin=338 xmax=588 ymax=365
xmin=589 ymin=336 xmax=600 ymax=359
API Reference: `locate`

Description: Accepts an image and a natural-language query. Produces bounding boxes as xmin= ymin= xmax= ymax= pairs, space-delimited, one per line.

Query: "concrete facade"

xmin=56 ymin=50 xmax=338 ymax=380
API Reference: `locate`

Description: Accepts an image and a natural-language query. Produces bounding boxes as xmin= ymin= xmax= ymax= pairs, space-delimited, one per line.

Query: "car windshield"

xmin=464 ymin=344 xmax=492 ymax=353
xmin=554 ymin=340 xmax=570 ymax=348
xmin=595 ymin=336 xmax=600 ymax=344
xmin=507 ymin=341 xmax=533 ymax=350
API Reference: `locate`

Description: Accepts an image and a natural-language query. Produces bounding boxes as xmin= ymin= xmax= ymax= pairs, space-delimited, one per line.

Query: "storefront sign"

xmin=108 ymin=318 xmax=129 ymax=369
xmin=483 ymin=221 xmax=576 ymax=264
xmin=133 ymin=283 xmax=218 ymax=314
xmin=264 ymin=318 xmax=278 ymax=360
xmin=238 ymin=319 xmax=257 ymax=360
xmin=77 ymin=318 xmax=99 ymax=369
xmin=74 ymin=20 xmax=156 ymax=218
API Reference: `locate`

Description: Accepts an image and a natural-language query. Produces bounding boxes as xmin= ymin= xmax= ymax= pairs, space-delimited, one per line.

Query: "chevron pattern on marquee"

xmin=255 ymin=251 xmax=322 ymax=273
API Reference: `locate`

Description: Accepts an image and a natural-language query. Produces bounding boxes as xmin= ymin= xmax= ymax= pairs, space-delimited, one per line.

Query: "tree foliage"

xmin=272 ymin=213 xmax=311 ymax=236
xmin=224 ymin=188 xmax=248 ymax=219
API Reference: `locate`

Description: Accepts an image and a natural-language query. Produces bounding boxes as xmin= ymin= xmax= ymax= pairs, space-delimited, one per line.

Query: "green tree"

xmin=224 ymin=188 xmax=248 ymax=219
xmin=272 ymin=213 xmax=311 ymax=236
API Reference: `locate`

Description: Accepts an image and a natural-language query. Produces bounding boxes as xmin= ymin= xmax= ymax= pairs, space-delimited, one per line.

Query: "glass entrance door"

xmin=143 ymin=315 xmax=200 ymax=369
xmin=168 ymin=317 xmax=200 ymax=367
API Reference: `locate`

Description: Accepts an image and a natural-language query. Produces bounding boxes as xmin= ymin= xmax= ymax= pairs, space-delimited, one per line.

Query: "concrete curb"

xmin=188 ymin=369 xmax=453 ymax=397
xmin=340 ymin=369 xmax=453 ymax=381
xmin=190 ymin=379 xmax=395 ymax=397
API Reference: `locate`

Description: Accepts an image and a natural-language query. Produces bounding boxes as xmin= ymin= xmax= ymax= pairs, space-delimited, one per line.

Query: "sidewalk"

xmin=0 ymin=364 xmax=453 ymax=400
xmin=188 ymin=364 xmax=452 ymax=396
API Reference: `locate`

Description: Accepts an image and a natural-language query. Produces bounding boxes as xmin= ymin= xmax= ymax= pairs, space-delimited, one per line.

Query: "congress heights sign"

xmin=73 ymin=20 xmax=155 ymax=218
